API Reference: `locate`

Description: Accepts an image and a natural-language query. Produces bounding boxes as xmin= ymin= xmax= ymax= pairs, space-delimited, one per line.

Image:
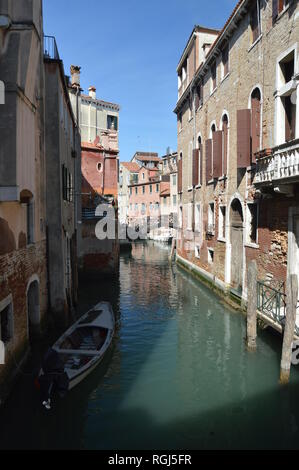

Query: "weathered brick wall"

xmin=0 ymin=241 xmax=48 ymax=387
xmin=177 ymin=1 xmax=299 ymax=294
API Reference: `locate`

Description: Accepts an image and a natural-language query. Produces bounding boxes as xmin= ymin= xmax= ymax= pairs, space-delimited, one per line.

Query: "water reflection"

xmin=1 ymin=241 xmax=299 ymax=449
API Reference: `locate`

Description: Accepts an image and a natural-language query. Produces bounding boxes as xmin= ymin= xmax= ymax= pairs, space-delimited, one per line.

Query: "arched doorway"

xmin=230 ymin=199 xmax=244 ymax=295
xmin=27 ymin=280 xmax=40 ymax=344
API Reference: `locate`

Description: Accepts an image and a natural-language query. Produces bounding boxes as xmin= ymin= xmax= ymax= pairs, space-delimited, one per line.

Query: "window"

xmin=130 ymin=204 xmax=132 ymax=211
xmin=132 ymin=173 xmax=138 ymax=184
xmin=208 ymin=203 xmax=215 ymax=234
xmin=222 ymin=44 xmax=229 ymax=78
xmin=141 ymin=203 xmax=146 ymax=214
xmin=135 ymin=187 xmax=138 ymax=195
xmin=188 ymin=141 xmax=193 ymax=188
xmin=187 ymin=203 xmax=193 ymax=230
xmin=173 ymin=195 xmax=177 ymax=205
xmin=195 ymin=81 xmax=203 ymax=110
xmin=150 ymin=202 xmax=153 ymax=211
xmin=251 ymin=89 xmax=261 ymax=160
xmin=0 ymin=301 xmax=13 ymax=344
xmin=107 ymin=115 xmax=118 ymax=130
xmin=172 ymin=174 xmax=177 ymax=186
xmin=142 ymin=173 xmax=145 ymax=180
xmin=179 ymin=205 xmax=183 ymax=228
xmin=219 ymin=206 xmax=226 ymax=240
xmin=130 ymin=188 xmax=132 ymax=196
xmin=284 ymin=95 xmax=296 ymax=142
xmin=188 ymin=96 xmax=192 ymax=120
xmin=247 ymin=203 xmax=258 ymax=244
xmin=195 ymin=245 xmax=200 ymax=259
xmin=211 ymin=61 xmax=216 ymax=92
xmin=222 ymin=115 xmax=228 ymax=174
xmin=142 ymin=186 xmax=145 ymax=194
xmin=198 ymin=136 xmax=202 ymax=184
xmin=273 ymin=0 xmax=291 ymax=23
xmin=208 ymin=248 xmax=214 ymax=264
xmin=250 ymin=0 xmax=261 ymax=44
xmin=135 ymin=203 xmax=138 ymax=212
xmin=277 ymin=49 xmax=296 ymax=144
xmin=156 ymin=184 xmax=159 ymax=192
xmin=155 ymin=202 xmax=159 ymax=211
xmin=150 ymin=184 xmax=153 ymax=193
xmin=97 ymin=162 xmax=102 ymax=172
xmin=210 ymin=124 xmax=216 ymax=179
xmin=280 ymin=50 xmax=295 ymax=85
xmin=195 ymin=203 xmax=201 ymax=232
xmin=163 ymin=197 xmax=167 ymax=206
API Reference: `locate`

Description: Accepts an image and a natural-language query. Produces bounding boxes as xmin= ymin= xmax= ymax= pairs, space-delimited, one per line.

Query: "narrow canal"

xmin=1 ymin=241 xmax=299 ymax=450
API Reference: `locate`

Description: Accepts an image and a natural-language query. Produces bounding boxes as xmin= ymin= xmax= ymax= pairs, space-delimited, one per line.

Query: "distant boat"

xmin=39 ymin=302 xmax=115 ymax=401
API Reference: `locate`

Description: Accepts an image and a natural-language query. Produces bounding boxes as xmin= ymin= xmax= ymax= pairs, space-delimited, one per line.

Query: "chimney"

xmin=89 ymin=86 xmax=96 ymax=100
xmin=70 ymin=65 xmax=81 ymax=87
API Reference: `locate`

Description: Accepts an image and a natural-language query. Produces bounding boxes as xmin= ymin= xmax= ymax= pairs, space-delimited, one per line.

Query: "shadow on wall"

xmin=0 ymin=218 xmax=16 ymax=255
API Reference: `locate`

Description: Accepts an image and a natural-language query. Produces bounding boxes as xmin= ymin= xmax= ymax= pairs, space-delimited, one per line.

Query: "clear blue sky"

xmin=43 ymin=0 xmax=236 ymax=162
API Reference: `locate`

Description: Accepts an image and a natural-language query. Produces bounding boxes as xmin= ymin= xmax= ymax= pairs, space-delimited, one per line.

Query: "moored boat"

xmin=38 ymin=301 xmax=115 ymax=407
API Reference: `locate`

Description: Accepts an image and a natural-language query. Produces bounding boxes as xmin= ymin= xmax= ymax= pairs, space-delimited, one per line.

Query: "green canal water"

xmin=1 ymin=241 xmax=299 ymax=449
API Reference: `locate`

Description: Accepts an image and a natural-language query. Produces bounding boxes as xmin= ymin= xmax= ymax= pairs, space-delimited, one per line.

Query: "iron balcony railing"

xmin=44 ymin=35 xmax=60 ymax=60
xmin=257 ymin=280 xmax=286 ymax=324
xmin=257 ymin=279 xmax=299 ymax=336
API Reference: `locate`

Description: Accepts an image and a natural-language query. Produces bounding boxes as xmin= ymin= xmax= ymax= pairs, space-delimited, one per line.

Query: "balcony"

xmin=255 ymin=139 xmax=299 ymax=187
xmin=44 ymin=36 xmax=60 ymax=61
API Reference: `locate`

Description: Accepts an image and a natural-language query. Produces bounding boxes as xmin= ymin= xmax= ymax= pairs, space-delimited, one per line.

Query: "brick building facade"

xmin=0 ymin=1 xmax=48 ymax=395
xmin=174 ymin=0 xmax=299 ymax=319
xmin=69 ymin=70 xmax=120 ymax=275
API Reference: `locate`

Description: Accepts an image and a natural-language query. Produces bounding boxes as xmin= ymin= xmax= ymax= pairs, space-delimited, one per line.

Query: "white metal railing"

xmin=255 ymin=140 xmax=299 ymax=185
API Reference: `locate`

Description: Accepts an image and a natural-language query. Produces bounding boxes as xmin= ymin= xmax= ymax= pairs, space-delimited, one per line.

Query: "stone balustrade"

xmin=255 ymin=139 xmax=299 ymax=185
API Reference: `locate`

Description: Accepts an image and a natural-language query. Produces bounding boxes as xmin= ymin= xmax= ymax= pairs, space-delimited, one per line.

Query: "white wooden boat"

xmin=40 ymin=302 xmax=115 ymax=392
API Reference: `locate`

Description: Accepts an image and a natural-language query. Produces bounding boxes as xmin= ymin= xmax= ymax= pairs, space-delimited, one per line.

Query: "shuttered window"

xmin=237 ymin=109 xmax=251 ymax=168
xmin=195 ymin=81 xmax=203 ymax=110
xmin=251 ymin=90 xmax=261 ymax=161
xmin=178 ymin=158 xmax=182 ymax=193
xmin=205 ymin=139 xmax=212 ymax=183
xmin=250 ymin=0 xmax=261 ymax=43
xmin=192 ymin=149 xmax=199 ymax=187
xmin=212 ymin=131 xmax=223 ymax=178
xmin=222 ymin=115 xmax=228 ymax=175
xmin=211 ymin=62 xmax=216 ymax=91
xmin=222 ymin=45 xmax=229 ymax=77
xmin=272 ymin=0 xmax=287 ymax=24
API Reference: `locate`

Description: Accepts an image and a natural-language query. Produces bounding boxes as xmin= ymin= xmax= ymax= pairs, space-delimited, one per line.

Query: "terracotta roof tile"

xmin=121 ymin=162 xmax=140 ymax=172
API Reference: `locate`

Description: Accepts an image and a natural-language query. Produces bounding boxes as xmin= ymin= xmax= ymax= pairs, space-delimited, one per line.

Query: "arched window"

xmin=251 ymin=88 xmax=261 ymax=161
xmin=222 ymin=114 xmax=228 ymax=175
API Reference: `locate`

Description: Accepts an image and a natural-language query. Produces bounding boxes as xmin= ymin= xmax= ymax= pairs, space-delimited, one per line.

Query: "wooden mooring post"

xmin=169 ymin=237 xmax=176 ymax=263
xmin=280 ymin=274 xmax=298 ymax=384
xmin=246 ymin=260 xmax=257 ymax=351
